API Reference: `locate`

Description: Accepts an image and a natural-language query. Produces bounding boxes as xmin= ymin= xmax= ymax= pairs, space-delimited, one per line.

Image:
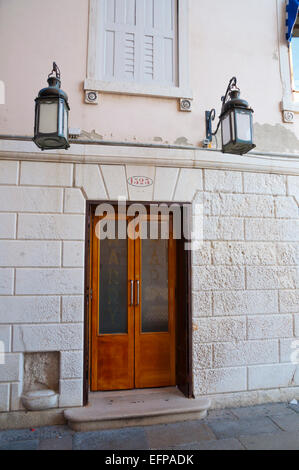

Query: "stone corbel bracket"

xmin=282 ymin=109 xmax=295 ymax=123
xmin=179 ymin=98 xmax=192 ymax=112
xmin=85 ymin=90 xmax=99 ymax=105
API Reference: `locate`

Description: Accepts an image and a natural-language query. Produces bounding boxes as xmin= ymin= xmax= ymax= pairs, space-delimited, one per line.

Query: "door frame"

xmin=83 ymin=200 xmax=193 ymax=405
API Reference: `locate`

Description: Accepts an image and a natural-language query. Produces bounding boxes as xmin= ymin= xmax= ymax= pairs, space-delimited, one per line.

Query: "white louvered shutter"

xmin=101 ymin=0 xmax=177 ymax=86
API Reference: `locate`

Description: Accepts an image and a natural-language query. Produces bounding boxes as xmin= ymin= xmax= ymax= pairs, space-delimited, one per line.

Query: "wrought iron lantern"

xmin=33 ymin=62 xmax=70 ymax=150
xmin=205 ymin=77 xmax=255 ymax=155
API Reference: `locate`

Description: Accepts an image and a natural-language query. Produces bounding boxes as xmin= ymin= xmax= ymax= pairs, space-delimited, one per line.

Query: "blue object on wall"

xmin=286 ymin=0 xmax=299 ymax=42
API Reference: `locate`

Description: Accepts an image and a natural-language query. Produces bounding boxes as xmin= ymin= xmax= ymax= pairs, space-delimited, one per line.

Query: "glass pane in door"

xmin=99 ymin=234 xmax=128 ymax=334
xmin=141 ymin=221 xmax=169 ymax=333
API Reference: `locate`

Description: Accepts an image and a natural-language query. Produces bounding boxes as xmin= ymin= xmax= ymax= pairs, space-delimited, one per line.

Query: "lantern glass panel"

xmin=38 ymin=100 xmax=58 ymax=134
xmin=222 ymin=114 xmax=231 ymax=145
xmin=235 ymin=109 xmax=252 ymax=142
xmin=63 ymin=105 xmax=68 ymax=139
xmin=231 ymin=112 xmax=235 ymax=141
xmin=58 ymin=101 xmax=63 ymax=136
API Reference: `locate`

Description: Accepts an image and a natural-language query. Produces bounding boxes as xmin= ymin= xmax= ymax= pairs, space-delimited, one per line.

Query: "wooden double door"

xmin=91 ymin=214 xmax=176 ymax=391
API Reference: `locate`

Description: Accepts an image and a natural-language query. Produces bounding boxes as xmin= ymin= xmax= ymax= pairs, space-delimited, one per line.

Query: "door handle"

xmin=136 ymin=280 xmax=140 ymax=306
xmin=130 ymin=280 xmax=134 ymax=306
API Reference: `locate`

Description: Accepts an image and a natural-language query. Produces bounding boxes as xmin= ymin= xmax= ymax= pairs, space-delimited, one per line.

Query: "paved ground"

xmin=0 ymin=402 xmax=298 ymax=450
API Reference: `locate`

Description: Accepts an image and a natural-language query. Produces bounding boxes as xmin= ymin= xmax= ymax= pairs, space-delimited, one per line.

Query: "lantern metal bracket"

xmin=205 ymin=108 xmax=216 ymax=143
xmin=205 ymin=76 xmax=239 ymax=143
xmin=220 ymin=76 xmax=239 ymax=112
xmin=48 ymin=62 xmax=61 ymax=80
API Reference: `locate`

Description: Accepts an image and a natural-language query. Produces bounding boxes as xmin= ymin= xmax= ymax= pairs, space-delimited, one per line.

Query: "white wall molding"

xmin=83 ymin=78 xmax=193 ymax=99
xmin=0 ymin=140 xmax=299 ymax=176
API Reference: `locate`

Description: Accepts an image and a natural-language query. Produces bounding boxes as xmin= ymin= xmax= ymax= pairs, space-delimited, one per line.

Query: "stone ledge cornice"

xmin=0 ymin=140 xmax=298 ymax=175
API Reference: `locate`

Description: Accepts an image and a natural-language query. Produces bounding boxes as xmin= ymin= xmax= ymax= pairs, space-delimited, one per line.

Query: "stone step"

xmin=64 ymin=387 xmax=211 ymax=432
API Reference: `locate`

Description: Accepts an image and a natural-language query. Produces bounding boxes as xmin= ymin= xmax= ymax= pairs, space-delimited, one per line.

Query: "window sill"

xmin=84 ymin=78 xmax=193 ymax=100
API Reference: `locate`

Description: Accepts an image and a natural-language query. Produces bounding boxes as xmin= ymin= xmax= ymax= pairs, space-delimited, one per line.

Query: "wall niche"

xmin=23 ymin=352 xmax=60 ymax=393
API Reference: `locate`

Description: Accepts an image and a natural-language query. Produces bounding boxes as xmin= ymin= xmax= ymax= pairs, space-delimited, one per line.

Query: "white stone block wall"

xmin=193 ymin=170 xmax=299 ymax=408
xmin=0 ymin=159 xmax=298 ymax=412
xmin=0 ymin=160 xmax=86 ymax=411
